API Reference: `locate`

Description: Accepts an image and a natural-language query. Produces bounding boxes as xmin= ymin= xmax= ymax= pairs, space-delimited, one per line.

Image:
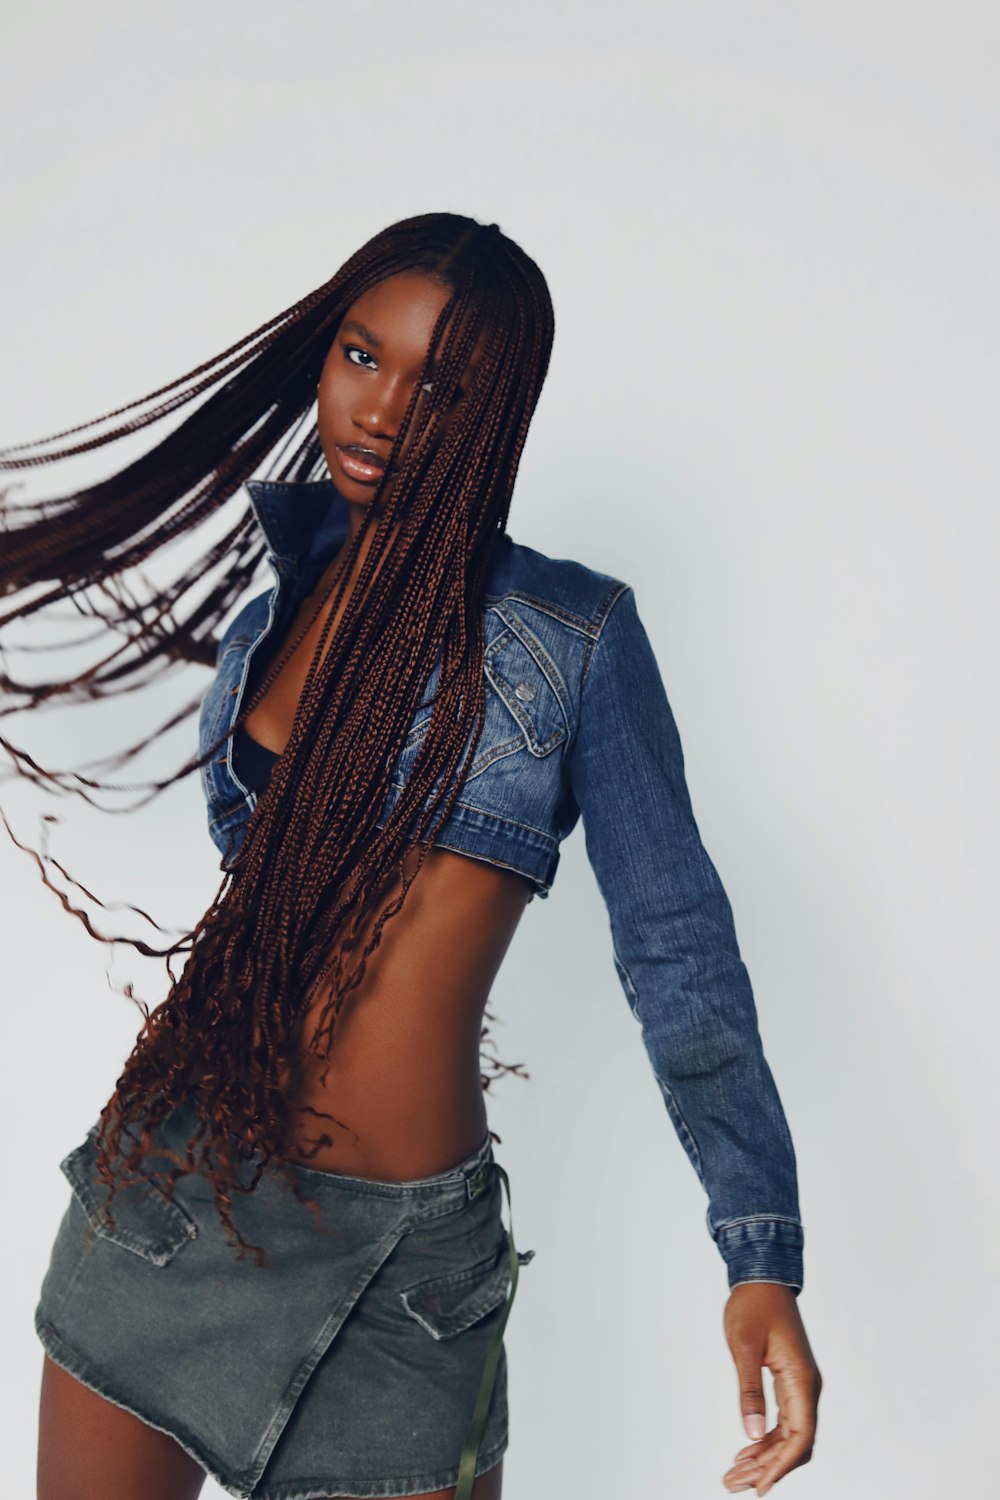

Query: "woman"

xmin=2 ymin=212 xmax=821 ymax=1499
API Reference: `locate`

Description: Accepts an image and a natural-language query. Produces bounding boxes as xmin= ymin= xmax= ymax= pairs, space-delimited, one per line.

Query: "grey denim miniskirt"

xmin=34 ymin=1094 xmax=535 ymax=1499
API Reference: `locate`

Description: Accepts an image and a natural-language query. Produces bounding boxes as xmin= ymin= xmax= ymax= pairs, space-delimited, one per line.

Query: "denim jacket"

xmin=198 ymin=479 xmax=805 ymax=1295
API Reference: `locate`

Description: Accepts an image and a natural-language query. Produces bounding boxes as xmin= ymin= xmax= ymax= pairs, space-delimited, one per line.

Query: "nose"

xmin=351 ymin=374 xmax=415 ymax=444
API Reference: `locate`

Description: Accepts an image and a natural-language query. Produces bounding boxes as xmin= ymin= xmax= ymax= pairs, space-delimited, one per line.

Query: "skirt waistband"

xmin=281 ymin=1127 xmax=496 ymax=1200
xmin=153 ymin=1094 xmax=498 ymax=1205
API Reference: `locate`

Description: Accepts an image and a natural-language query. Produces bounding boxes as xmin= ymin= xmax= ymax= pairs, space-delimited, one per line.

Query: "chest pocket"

xmin=385 ymin=607 xmax=570 ymax=798
xmin=482 ymin=620 xmax=568 ymax=763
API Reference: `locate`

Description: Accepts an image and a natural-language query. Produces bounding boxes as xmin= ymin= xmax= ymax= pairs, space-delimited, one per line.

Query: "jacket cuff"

xmin=714 ymin=1216 xmax=804 ymax=1296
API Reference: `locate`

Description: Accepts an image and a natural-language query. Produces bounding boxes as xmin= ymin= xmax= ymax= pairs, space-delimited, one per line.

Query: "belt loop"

xmin=465 ymin=1135 xmax=494 ymax=1200
xmin=466 ymin=1162 xmax=490 ymax=1200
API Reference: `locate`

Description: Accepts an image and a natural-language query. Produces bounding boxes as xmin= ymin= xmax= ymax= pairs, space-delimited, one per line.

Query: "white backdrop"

xmin=2 ymin=4 xmax=996 ymax=1498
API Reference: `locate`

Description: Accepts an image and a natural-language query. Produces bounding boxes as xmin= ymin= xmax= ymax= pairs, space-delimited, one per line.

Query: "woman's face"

xmin=317 ymin=270 xmax=484 ymax=508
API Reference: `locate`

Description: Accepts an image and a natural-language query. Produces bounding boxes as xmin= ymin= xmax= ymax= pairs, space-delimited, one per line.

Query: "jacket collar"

xmin=244 ymin=477 xmax=348 ymax=564
xmin=244 ymin=474 xmax=516 ymax=589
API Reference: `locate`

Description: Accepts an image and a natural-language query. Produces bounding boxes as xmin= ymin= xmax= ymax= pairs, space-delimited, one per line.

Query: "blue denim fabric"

xmin=198 ymin=479 xmax=804 ymax=1295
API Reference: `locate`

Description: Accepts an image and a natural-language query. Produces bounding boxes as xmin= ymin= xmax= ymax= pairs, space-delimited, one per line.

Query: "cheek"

xmin=317 ymin=363 xmax=337 ymax=406
xmin=316 ymin=375 xmax=345 ymax=436
xmin=317 ymin=346 xmax=347 ymax=408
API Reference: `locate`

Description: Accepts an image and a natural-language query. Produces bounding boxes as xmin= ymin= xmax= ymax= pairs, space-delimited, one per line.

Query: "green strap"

xmin=453 ymin=1162 xmax=521 ymax=1500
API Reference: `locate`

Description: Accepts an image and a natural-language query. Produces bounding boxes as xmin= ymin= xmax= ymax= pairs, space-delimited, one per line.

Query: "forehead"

xmin=342 ymin=272 xmax=488 ymax=368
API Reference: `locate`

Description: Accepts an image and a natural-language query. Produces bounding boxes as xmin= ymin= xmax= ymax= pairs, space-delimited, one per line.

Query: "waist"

xmin=278 ymin=1059 xmax=490 ymax=1181
xmin=149 ymin=1087 xmax=495 ymax=1197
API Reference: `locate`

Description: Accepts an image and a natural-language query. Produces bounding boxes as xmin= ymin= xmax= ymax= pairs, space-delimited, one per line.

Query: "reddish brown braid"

xmin=0 ymin=212 xmax=555 ymax=1264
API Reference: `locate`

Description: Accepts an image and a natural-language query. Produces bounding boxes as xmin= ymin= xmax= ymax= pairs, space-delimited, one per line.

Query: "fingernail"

xmin=744 ymin=1413 xmax=765 ymax=1440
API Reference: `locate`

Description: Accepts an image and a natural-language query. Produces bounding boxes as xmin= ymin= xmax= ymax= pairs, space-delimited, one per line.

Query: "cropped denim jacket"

xmin=198 ymin=478 xmax=805 ymax=1295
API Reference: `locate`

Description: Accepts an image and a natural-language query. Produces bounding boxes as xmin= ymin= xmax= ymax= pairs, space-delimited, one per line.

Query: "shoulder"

xmin=486 ymin=532 xmax=632 ymax=638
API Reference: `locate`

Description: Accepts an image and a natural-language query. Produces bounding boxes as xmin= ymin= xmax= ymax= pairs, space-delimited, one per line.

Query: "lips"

xmin=334 ymin=445 xmax=392 ymax=485
xmin=339 ymin=444 xmax=386 ymax=470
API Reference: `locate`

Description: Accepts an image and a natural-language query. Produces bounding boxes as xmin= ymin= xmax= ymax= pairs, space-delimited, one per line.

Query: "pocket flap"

xmin=485 ymin=626 xmax=567 ymax=757
xmin=60 ymin=1128 xmax=198 ymax=1268
xmin=399 ymin=1245 xmax=536 ymax=1341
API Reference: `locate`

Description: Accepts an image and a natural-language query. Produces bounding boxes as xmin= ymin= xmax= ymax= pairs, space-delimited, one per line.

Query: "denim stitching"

xmin=713 ymin=1213 xmax=804 ymax=1232
xmin=249 ymin=1428 xmax=509 ymax=1500
xmin=34 ymin=1316 xmax=247 ymax=1498
xmin=246 ymin=1220 xmax=417 ymax=1488
xmin=494 ymin=603 xmax=572 ymax=718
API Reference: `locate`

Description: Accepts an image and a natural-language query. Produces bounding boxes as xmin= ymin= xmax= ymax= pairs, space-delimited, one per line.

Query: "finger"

xmin=724 ymin=1391 xmax=813 ymax=1494
xmin=723 ymin=1456 xmax=766 ymax=1486
xmin=726 ymin=1453 xmax=767 ymax=1483
xmin=754 ymin=1433 xmax=814 ymax=1496
xmin=729 ymin=1340 xmax=768 ymax=1443
xmin=750 ymin=1375 xmax=817 ymax=1495
xmin=722 ymin=1436 xmax=777 ymax=1490
xmin=731 ymin=1436 xmax=776 ymax=1464
xmin=725 ymin=1439 xmax=791 ymax=1497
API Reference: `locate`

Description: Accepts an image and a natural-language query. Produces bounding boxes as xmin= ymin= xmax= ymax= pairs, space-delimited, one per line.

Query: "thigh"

xmin=38 ymin=1354 xmax=207 ymax=1500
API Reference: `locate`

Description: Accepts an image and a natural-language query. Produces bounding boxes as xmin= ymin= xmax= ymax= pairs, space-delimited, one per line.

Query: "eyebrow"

xmin=341 ymin=319 xmax=383 ymax=349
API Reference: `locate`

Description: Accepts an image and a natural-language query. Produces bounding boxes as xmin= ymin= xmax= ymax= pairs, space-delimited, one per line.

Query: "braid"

xmin=0 ymin=213 xmax=554 ymax=1264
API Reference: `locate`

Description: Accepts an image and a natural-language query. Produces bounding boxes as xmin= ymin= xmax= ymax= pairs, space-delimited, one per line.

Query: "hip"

xmin=35 ymin=1090 xmax=536 ymax=1498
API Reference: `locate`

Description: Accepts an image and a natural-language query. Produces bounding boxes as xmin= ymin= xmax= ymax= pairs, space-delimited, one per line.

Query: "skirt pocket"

xmin=398 ymin=1238 xmax=536 ymax=1341
xmin=60 ymin=1127 xmax=198 ymax=1268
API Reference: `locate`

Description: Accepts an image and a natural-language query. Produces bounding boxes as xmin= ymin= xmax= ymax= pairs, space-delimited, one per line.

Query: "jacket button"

xmin=514 ymin=681 xmax=535 ymax=702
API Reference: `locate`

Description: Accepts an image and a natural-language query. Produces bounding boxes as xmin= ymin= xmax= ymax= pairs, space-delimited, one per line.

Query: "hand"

xmin=720 ymin=1282 xmax=822 ymax=1495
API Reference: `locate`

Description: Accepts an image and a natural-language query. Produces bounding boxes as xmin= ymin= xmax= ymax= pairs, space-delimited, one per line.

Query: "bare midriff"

xmin=239 ymin=544 xmax=533 ymax=1184
xmin=276 ymin=845 xmax=532 ymax=1182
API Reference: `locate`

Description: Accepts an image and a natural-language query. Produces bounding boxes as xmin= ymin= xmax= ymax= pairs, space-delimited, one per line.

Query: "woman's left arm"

xmin=566 ymin=583 xmax=822 ymax=1495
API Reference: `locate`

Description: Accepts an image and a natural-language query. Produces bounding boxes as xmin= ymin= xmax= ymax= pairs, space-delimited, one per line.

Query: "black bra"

xmin=233 ymin=723 xmax=280 ymax=797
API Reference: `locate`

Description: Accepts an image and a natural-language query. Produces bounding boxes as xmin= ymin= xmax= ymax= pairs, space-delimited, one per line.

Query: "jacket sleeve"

xmin=567 ymin=584 xmax=805 ymax=1295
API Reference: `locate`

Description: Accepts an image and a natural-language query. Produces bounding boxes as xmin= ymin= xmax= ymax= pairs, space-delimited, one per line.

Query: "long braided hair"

xmin=0 ymin=211 xmax=555 ymax=1263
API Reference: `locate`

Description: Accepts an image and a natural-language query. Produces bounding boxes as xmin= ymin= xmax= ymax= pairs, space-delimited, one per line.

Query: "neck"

xmin=328 ymin=496 xmax=405 ymax=600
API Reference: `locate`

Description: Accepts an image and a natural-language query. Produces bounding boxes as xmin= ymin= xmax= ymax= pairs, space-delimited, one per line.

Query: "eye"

xmin=343 ymin=343 xmax=376 ymax=370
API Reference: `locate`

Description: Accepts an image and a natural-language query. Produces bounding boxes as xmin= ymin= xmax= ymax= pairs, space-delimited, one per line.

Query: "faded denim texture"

xmin=198 ymin=478 xmax=804 ymax=1295
xmin=36 ymin=1096 xmax=532 ymax=1498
